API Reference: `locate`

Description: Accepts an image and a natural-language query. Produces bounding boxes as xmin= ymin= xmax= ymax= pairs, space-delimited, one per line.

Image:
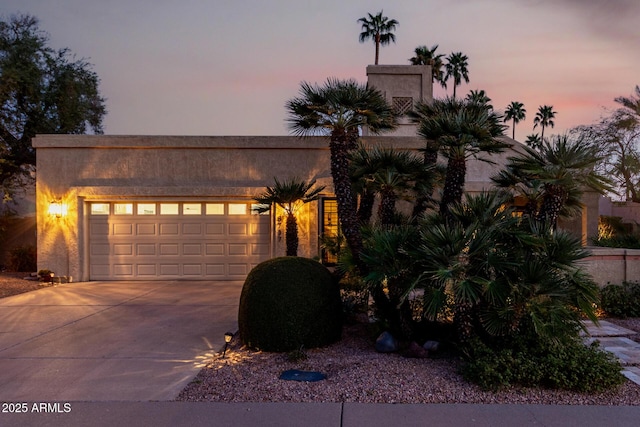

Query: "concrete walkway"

xmin=583 ymin=320 xmax=640 ymax=386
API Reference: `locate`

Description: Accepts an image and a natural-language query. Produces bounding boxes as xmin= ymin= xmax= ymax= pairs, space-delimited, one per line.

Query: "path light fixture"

xmin=222 ymin=332 xmax=234 ymax=358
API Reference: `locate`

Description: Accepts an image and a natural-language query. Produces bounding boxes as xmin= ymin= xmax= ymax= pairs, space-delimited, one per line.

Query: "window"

xmin=114 ymin=203 xmax=133 ymax=215
xmin=321 ymin=199 xmax=340 ymax=265
xmin=228 ymin=203 xmax=247 ymax=215
xmin=206 ymin=203 xmax=224 ymax=215
xmin=160 ymin=203 xmax=179 ymax=215
xmin=91 ymin=203 xmax=110 ymax=215
xmin=183 ymin=203 xmax=202 ymax=215
xmin=137 ymin=203 xmax=156 ymax=215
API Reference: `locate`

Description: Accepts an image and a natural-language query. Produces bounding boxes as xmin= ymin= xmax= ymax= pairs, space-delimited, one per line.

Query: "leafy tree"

xmin=533 ymin=105 xmax=556 ymax=142
xmin=413 ymin=97 xmax=507 ymax=218
xmin=504 ymin=101 xmax=526 ymax=140
xmin=357 ymin=11 xmax=398 ymax=65
xmin=286 ymin=78 xmax=396 ymax=271
xmin=493 ymin=134 xmax=612 ymax=229
xmin=0 ymin=14 xmax=106 ymax=205
xmin=254 ymin=177 xmax=325 ymax=256
xmin=409 ymin=44 xmax=446 ymax=88
xmin=444 ymin=52 xmax=470 ymax=99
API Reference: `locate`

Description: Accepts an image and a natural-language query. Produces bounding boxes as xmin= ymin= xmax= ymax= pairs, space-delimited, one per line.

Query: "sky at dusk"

xmin=2 ymin=0 xmax=639 ymax=141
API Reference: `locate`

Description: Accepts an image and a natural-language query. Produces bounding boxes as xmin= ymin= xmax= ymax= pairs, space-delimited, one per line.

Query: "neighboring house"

xmin=33 ymin=65 xmax=599 ymax=281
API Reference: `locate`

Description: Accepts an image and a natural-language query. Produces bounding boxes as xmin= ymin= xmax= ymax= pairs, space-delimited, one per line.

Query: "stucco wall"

xmin=581 ymin=247 xmax=640 ymax=285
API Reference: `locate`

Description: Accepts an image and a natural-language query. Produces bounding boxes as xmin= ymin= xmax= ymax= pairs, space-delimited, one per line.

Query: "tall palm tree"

xmin=409 ymin=44 xmax=446 ymax=88
xmin=254 ymin=177 xmax=325 ymax=256
xmin=358 ymin=11 xmax=399 ymax=65
xmin=615 ymin=85 xmax=640 ymax=123
xmin=286 ymin=78 xmax=396 ymax=273
xmin=533 ymin=105 xmax=556 ymax=142
xmin=414 ymin=97 xmax=508 ymax=217
xmin=465 ymin=89 xmax=493 ymax=110
xmin=444 ymin=52 xmax=470 ymax=99
xmin=504 ymin=101 xmax=526 ymax=140
xmin=492 ymin=134 xmax=613 ymax=230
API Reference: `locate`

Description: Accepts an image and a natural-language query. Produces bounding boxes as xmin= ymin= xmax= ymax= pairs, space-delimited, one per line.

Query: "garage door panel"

xmin=136 ymin=223 xmax=156 ymax=235
xmin=89 ymin=201 xmax=271 ymax=280
xmin=114 ymin=244 xmax=133 ymax=255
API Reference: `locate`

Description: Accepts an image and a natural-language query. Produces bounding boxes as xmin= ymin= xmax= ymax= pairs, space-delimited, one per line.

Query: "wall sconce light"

xmin=48 ymin=200 xmax=66 ymax=218
xmin=222 ymin=332 xmax=234 ymax=358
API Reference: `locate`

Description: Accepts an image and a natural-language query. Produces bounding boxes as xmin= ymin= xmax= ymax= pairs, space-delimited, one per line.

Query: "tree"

xmin=409 ymin=44 xmax=446 ymax=88
xmin=413 ymin=97 xmax=507 ymax=218
xmin=466 ymin=90 xmax=493 ymax=110
xmin=533 ymin=105 xmax=556 ymax=142
xmin=504 ymin=101 xmax=526 ymax=140
xmin=444 ymin=52 xmax=470 ymax=99
xmin=525 ymin=133 xmax=542 ymax=151
xmin=358 ymin=11 xmax=399 ymax=65
xmin=286 ymin=78 xmax=396 ymax=270
xmin=0 ymin=14 xmax=106 ymax=205
xmin=492 ymin=134 xmax=612 ymax=230
xmin=614 ymin=85 xmax=640 ymax=120
xmin=254 ymin=177 xmax=325 ymax=256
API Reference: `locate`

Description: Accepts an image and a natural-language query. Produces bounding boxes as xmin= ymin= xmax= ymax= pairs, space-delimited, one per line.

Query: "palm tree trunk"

xmin=412 ymin=143 xmax=438 ymax=219
xmin=440 ymin=154 xmax=466 ymax=218
xmin=374 ymin=34 xmax=380 ymax=65
xmin=357 ymin=190 xmax=375 ymax=224
xmin=285 ymin=212 xmax=298 ymax=256
xmin=538 ymin=184 xmax=566 ymax=229
xmin=512 ymin=119 xmax=516 ymax=139
xmin=378 ymin=191 xmax=397 ymax=225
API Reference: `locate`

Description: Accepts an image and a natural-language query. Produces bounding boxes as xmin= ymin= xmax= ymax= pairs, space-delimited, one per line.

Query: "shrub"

xmin=238 ymin=257 xmax=342 ymax=352
xmin=600 ymin=282 xmax=640 ymax=318
xmin=461 ymin=335 xmax=625 ymax=392
xmin=7 ymin=245 xmax=36 ymax=272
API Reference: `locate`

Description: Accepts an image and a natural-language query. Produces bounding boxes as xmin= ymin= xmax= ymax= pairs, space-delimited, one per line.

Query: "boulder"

xmin=375 ymin=331 xmax=398 ymax=353
xmin=405 ymin=341 xmax=429 ymax=358
xmin=423 ymin=340 xmax=441 ymax=352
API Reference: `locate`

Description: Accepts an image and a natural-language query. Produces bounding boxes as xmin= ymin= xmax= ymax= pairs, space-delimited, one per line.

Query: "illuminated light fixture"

xmin=48 ymin=200 xmax=66 ymax=218
xmin=222 ymin=332 xmax=234 ymax=358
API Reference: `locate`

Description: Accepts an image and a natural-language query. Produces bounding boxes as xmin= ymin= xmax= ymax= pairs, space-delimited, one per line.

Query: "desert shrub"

xmin=591 ymin=234 xmax=640 ymax=249
xmin=238 ymin=257 xmax=342 ymax=352
xmin=600 ymin=282 xmax=640 ymax=318
xmin=461 ymin=334 xmax=625 ymax=392
xmin=7 ymin=245 xmax=36 ymax=272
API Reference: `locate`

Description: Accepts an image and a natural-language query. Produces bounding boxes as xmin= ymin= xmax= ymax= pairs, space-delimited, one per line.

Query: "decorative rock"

xmin=405 ymin=341 xmax=429 ymax=358
xmin=423 ymin=340 xmax=441 ymax=352
xmin=375 ymin=331 xmax=398 ymax=353
xmin=279 ymin=369 xmax=326 ymax=382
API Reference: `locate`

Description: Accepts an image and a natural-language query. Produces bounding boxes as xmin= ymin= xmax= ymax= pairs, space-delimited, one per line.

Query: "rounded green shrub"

xmin=238 ymin=257 xmax=342 ymax=352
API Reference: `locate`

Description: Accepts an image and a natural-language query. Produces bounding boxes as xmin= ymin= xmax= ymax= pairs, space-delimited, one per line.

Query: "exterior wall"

xmin=33 ymin=135 xmax=338 ymax=281
xmin=365 ymin=65 xmax=433 ymax=137
xmin=581 ymin=247 xmax=640 ymax=285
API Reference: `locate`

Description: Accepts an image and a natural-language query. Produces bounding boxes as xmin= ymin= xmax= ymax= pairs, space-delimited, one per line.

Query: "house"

xmin=33 ymin=65 xmax=599 ymax=282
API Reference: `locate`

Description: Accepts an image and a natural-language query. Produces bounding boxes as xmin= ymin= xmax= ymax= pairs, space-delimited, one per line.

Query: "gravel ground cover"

xmin=177 ymin=322 xmax=640 ymax=405
xmin=1 ymin=273 xmax=638 ymax=405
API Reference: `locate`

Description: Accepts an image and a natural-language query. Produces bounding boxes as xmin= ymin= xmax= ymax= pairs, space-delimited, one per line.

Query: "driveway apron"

xmin=0 ymin=281 xmax=241 ymax=401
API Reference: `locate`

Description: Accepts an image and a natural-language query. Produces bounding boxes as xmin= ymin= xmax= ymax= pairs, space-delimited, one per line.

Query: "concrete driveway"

xmin=0 ymin=281 xmax=241 ymax=401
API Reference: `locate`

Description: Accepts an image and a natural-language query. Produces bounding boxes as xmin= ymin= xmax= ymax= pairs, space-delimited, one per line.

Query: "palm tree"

xmin=358 ymin=11 xmax=399 ymax=65
xmin=504 ymin=101 xmax=526 ymax=140
xmin=409 ymin=44 xmax=446 ymax=89
xmin=525 ymin=133 xmax=542 ymax=151
xmin=465 ymin=89 xmax=493 ymax=110
xmin=254 ymin=177 xmax=325 ymax=256
xmin=286 ymin=78 xmax=396 ymax=273
xmin=492 ymin=134 xmax=613 ymax=230
xmin=533 ymin=105 xmax=556 ymax=142
xmin=349 ymin=145 xmax=423 ymax=225
xmin=444 ymin=52 xmax=470 ymax=99
xmin=414 ymin=97 xmax=508 ymax=217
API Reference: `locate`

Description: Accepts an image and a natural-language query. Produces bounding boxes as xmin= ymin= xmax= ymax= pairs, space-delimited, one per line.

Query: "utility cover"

xmin=279 ymin=369 xmax=326 ymax=382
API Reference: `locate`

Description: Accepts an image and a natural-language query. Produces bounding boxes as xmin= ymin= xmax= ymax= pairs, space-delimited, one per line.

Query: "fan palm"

xmin=533 ymin=105 xmax=556 ymax=142
xmin=504 ymin=101 xmax=526 ymax=140
xmin=409 ymin=44 xmax=446 ymax=88
xmin=413 ymin=97 xmax=508 ymax=218
xmin=444 ymin=52 xmax=470 ymax=99
xmin=465 ymin=90 xmax=492 ymax=110
xmin=524 ymin=133 xmax=542 ymax=151
xmin=492 ymin=134 xmax=613 ymax=230
xmin=358 ymin=11 xmax=399 ymax=65
xmin=254 ymin=177 xmax=325 ymax=256
xmin=286 ymin=78 xmax=396 ymax=273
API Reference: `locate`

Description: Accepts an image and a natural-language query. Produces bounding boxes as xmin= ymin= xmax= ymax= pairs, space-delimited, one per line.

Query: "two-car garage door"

xmin=89 ymin=201 xmax=271 ymax=280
